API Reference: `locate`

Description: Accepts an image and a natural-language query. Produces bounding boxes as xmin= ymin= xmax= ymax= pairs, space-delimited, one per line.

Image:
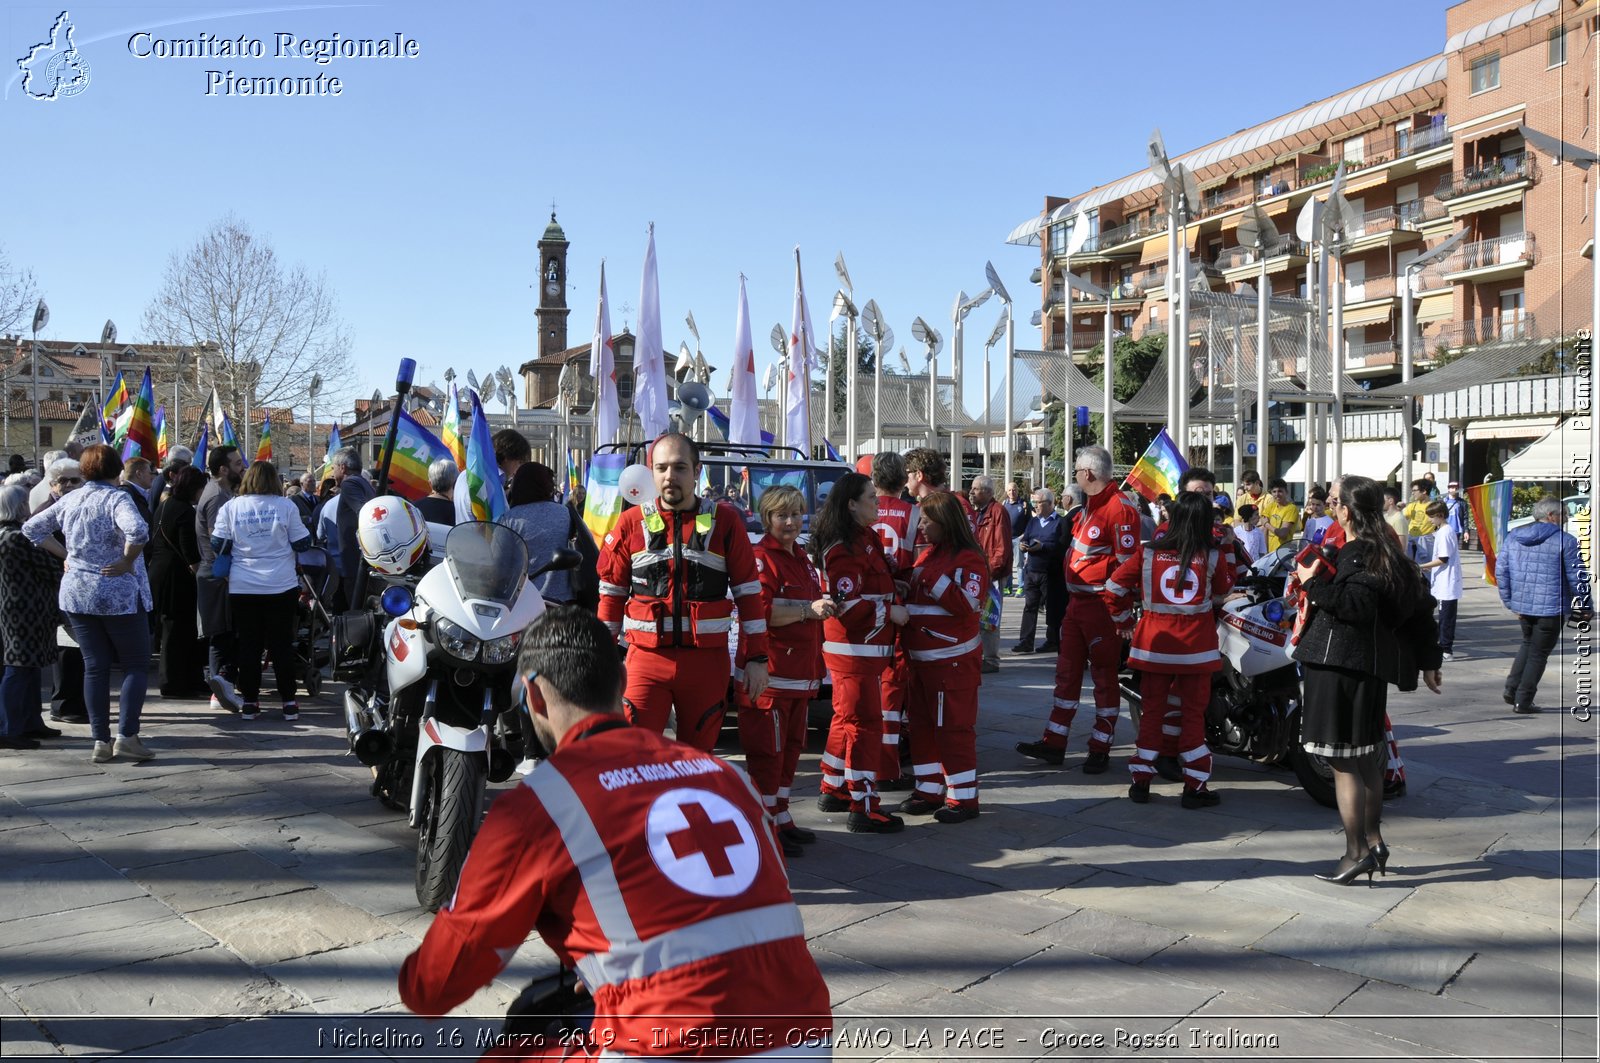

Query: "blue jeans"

xmin=66 ymin=611 xmax=150 ymax=743
xmin=0 ymin=665 xmax=44 ymax=737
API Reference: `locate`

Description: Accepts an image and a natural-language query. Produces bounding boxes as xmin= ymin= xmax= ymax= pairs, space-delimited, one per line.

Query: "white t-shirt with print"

xmin=1429 ymin=527 xmax=1462 ymax=601
xmin=214 ymin=494 xmax=311 ymax=595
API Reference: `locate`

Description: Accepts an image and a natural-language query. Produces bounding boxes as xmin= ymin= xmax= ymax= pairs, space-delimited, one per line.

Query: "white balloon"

xmin=619 ymin=464 xmax=655 ymax=506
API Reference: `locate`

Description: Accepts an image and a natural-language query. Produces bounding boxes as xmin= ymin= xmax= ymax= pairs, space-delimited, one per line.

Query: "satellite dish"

xmin=685 ymin=310 xmax=699 ymax=344
xmin=619 ymin=464 xmax=655 ymax=506
xmin=101 ymin=320 xmax=117 ymax=346
xmin=1066 ymin=211 xmax=1091 ymax=255
xmin=762 ymin=364 xmax=779 ymax=391
xmin=911 ymin=317 xmax=929 ymax=344
xmin=985 ymin=315 xmax=1007 ymax=348
xmin=897 ymin=348 xmax=911 ymax=374
xmin=769 ymin=324 xmax=787 ymax=355
xmin=1294 ymin=198 xmax=1324 ymax=243
xmin=1147 ymin=127 xmax=1172 ymax=183
xmin=678 ymin=380 xmax=712 ymax=412
xmin=879 ymin=325 xmax=894 ymax=354
xmin=834 ymin=251 xmax=852 ymax=291
xmin=675 ymin=343 xmax=695 ymax=378
xmin=984 ymin=261 xmax=1011 ymax=304
xmin=1237 ymin=204 xmax=1282 ymax=254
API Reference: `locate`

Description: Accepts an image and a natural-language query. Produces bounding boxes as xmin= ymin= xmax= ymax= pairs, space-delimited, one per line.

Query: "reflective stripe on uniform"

xmin=929 ymin=574 xmax=951 ymax=599
xmin=823 ymin=641 xmax=893 ymax=657
xmin=905 ymin=604 xmax=952 ymax=617
xmin=907 ymin=634 xmax=982 ymax=661
xmin=741 ymin=619 xmax=768 ymax=634
xmin=524 ymin=763 xmax=638 ymax=949
xmin=731 ymin=580 xmax=761 ymax=598
xmin=1128 ymin=646 xmax=1221 ymax=666
xmin=771 ymin=598 xmax=815 ymax=609
xmin=622 ymin=616 xmax=735 ymax=635
xmin=767 ymin=676 xmax=820 ymax=693
xmin=599 ymin=581 xmax=629 ymax=598
xmin=1140 ymin=548 xmax=1219 ymax=615
xmin=682 ymin=549 xmax=729 ymax=572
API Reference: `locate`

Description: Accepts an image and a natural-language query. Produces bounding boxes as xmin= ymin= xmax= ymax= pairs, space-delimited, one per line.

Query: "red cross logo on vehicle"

xmin=371 ymin=505 xmax=388 ymax=521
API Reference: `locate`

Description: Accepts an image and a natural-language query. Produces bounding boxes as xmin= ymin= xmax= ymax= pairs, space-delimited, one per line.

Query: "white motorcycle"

xmin=343 ymin=522 xmax=578 ymax=911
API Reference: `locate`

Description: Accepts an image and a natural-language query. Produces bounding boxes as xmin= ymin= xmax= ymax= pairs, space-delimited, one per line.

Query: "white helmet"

xmin=358 ymin=495 xmax=428 ymax=575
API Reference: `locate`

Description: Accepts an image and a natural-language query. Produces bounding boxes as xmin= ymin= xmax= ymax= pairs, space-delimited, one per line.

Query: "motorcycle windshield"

xmin=444 ymin=522 xmax=529 ymax=605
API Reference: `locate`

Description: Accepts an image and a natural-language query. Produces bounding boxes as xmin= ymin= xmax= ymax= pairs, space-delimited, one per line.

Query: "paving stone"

xmin=1331 ymin=979 xmax=1575 ymax=1060
xmin=852 ymin=890 xmax=1075 ymax=936
xmin=956 ymin=944 xmax=1217 ymax=1019
xmin=811 ymin=906 xmax=1047 ymax=992
xmin=126 ymin=850 xmax=314 ymax=914
xmin=1029 ymin=907 xmax=1185 ymax=964
xmin=810 ymin=947 xmax=897 ymax=1007
xmin=9 ymin=946 xmax=303 ymax=1054
xmin=1 ymin=820 xmax=88 ymax=865
xmin=290 ymin=844 xmax=422 ymax=919
xmin=3 ymin=771 xmax=144 ymax=808
xmin=1427 ymin=775 xmax=1555 ymax=814
xmin=107 ymin=1005 xmax=398 ymax=1060
xmin=1376 ymin=890 xmax=1592 ymax=980
xmin=77 ymin=822 xmax=246 ymax=871
xmin=227 ymin=811 xmax=399 ymax=869
xmin=0 ymin=793 xmax=44 ymax=832
xmin=790 ymin=883 xmax=908 ymax=940
xmin=0 ymin=985 xmax=66 ymax=1058
xmin=1181 ymin=992 xmax=1420 ymax=1060
xmin=264 ymin=935 xmax=419 ymax=1013
xmin=1069 ymin=790 xmax=1270 ymax=847
xmin=1042 ymin=869 xmax=1295 ymax=948
xmin=0 ymin=896 xmax=214 ymax=991
xmin=1570 ymin=881 xmax=1598 ymax=924
xmin=184 ymin=889 xmax=399 ymax=965
xmin=0 ymin=854 xmax=145 ymax=921
xmin=1135 ymin=936 xmax=1366 ymax=1015
xmin=1029 ymin=825 xmax=1264 ymax=892
xmin=1254 ymin=911 xmax=1474 ymax=992
xmin=1443 ymin=950 xmax=1600 ymax=1017
xmin=142 ymin=765 xmax=280 ymax=804
xmin=31 ymin=791 xmax=196 ymax=843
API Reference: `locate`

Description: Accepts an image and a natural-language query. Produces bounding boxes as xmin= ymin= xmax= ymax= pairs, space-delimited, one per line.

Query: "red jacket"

xmin=871 ymin=494 xmax=918 ymax=576
xmin=1064 ymin=486 xmax=1142 ymax=607
xmin=973 ymin=499 xmax=1014 ymax=582
xmin=818 ymin=524 xmax=900 ymax=676
xmin=753 ymin=534 xmax=824 ymax=695
xmin=904 ymin=544 xmax=987 ymax=688
xmin=399 ymin=717 xmax=831 ymax=1055
xmin=597 ymin=496 xmax=768 ymax=662
xmin=1106 ymin=544 xmax=1234 ymax=673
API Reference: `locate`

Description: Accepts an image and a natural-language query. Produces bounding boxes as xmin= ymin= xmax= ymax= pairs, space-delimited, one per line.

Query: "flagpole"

xmin=348 ymin=358 xmax=416 ymax=612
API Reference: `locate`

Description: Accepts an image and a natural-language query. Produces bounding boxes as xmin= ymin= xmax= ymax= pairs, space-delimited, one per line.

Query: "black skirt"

xmin=1300 ymin=662 xmax=1387 ymax=757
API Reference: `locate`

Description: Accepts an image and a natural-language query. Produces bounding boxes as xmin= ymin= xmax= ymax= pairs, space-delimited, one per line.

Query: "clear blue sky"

xmin=5 ymin=0 xmax=1448 ymax=416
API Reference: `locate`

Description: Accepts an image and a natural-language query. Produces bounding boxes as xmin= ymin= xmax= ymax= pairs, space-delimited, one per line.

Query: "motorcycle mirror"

xmin=380 ymin=585 xmax=414 ymax=617
xmin=532 ymin=548 xmax=584 ymax=579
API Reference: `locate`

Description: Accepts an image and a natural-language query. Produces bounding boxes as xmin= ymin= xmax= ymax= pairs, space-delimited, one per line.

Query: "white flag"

xmin=589 ymin=261 xmax=618 ymax=446
xmin=786 ymin=247 xmax=815 ymax=455
xmin=634 ymin=223 xmax=669 ymax=440
xmin=729 ymin=274 xmax=761 ymax=446
xmin=209 ymin=387 xmax=228 ymax=434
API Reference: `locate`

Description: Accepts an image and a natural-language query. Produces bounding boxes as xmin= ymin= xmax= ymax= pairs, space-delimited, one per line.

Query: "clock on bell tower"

xmin=535 ymin=211 xmax=570 ymax=361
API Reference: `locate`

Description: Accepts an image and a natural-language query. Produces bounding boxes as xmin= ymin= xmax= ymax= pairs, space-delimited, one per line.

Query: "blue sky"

xmin=5 ymin=0 xmax=1447 ymax=415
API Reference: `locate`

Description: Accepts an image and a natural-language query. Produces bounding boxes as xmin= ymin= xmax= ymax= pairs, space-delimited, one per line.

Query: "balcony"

xmin=1077 ymin=214 xmax=1168 ymax=256
xmin=1437 ymin=155 xmax=1538 ymax=215
xmin=1199 ymin=184 xmax=1254 ymax=220
xmin=1434 ymin=311 xmax=1536 ymax=350
xmin=1342 ymin=203 xmax=1438 ymax=254
xmin=1342 ymin=338 xmax=1398 ymax=372
xmin=1216 ymin=236 xmax=1310 ymax=280
xmin=1438 ymin=233 xmax=1537 ymax=284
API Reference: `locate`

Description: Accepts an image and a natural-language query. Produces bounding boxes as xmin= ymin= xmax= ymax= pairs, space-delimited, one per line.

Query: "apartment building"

xmin=1008 ymin=0 xmax=1594 ymax=486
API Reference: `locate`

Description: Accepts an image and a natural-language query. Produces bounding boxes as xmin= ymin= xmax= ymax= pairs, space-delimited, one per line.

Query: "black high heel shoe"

xmin=1370 ymin=843 xmax=1390 ymax=876
xmin=1314 ymin=852 xmax=1378 ymax=887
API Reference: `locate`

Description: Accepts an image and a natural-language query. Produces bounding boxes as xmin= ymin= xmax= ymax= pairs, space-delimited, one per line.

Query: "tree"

xmin=0 ymin=246 xmax=37 ymax=337
xmin=824 ymin=323 xmax=877 ymax=422
xmin=1043 ymin=332 xmax=1165 ymax=482
xmin=140 ymin=217 xmax=354 ymax=436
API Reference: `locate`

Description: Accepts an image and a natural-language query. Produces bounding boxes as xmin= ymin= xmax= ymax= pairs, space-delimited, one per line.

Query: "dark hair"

xmin=811 ymin=471 xmax=872 ymax=559
xmin=208 ymin=445 xmax=238 ymax=477
xmin=1410 ymin=479 xmax=1430 ymax=493
xmin=508 ymin=462 xmax=557 ymax=506
xmin=649 ymin=431 xmax=700 ymax=468
xmin=170 ymin=465 xmax=207 ymax=505
xmin=124 ymin=457 xmax=153 ymax=479
xmin=1179 ymin=467 xmax=1215 ymax=492
xmin=1268 ymin=478 xmax=1288 ymax=491
xmin=318 ymin=476 xmax=337 ymax=501
xmin=1425 ymin=500 xmax=1449 ymax=520
xmin=1337 ymin=475 xmax=1421 ymax=598
xmin=1382 ymin=485 xmax=1401 ymax=504
xmin=492 ymin=429 xmax=532 ymax=466
xmin=1240 ymin=470 xmax=1262 ymax=486
xmin=515 ymin=605 xmax=623 ymax=714
xmin=1238 ymin=503 xmax=1258 ymax=522
xmin=78 ymin=444 xmax=122 ymax=483
xmin=904 ymin=447 xmax=946 ymax=487
xmin=920 ymin=489 xmax=984 ymax=560
xmin=1308 ymin=486 xmax=1328 ymax=503
xmin=871 ymin=451 xmax=907 ymax=493
xmin=1151 ymin=491 xmax=1214 ymax=580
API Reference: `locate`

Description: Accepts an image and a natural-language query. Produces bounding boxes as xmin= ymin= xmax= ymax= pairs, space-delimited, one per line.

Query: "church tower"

xmin=535 ymin=212 xmax=570 ymax=361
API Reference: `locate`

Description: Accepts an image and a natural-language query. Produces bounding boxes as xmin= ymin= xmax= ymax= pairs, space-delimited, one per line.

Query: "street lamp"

xmin=1060 ymin=270 xmax=1115 ymax=454
xmin=769 ymin=324 xmax=788 ymax=447
xmin=950 ymin=288 xmax=993 ymax=475
xmin=910 ymin=317 xmax=943 ymax=451
xmin=99 ymin=320 xmax=116 ymax=432
xmin=30 ymin=299 xmax=47 ymax=468
xmin=1400 ymin=229 xmax=1469 ymax=493
xmin=832 ymin=289 xmax=859 ymax=462
xmin=1238 ymin=204 xmax=1282 ymax=487
xmin=307 ymin=373 xmax=323 ymax=474
xmin=859 ymin=299 xmax=892 ymax=454
xmin=986 ymin=261 xmax=1017 ymax=488
xmin=981 ymin=312 xmax=1006 ymax=476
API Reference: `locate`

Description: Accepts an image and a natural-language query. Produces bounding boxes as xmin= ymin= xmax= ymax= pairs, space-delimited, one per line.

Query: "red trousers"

xmin=878 ymin=649 xmax=909 ymax=781
xmin=819 ymin=671 xmax=883 ymax=813
xmin=907 ymin=673 xmax=979 ymax=810
xmin=621 ymin=647 xmax=729 ymax=753
xmin=1044 ymin=595 xmax=1123 ymax=753
xmin=737 ymin=689 xmax=810 ymax=827
xmin=1128 ymin=671 xmax=1212 ymax=791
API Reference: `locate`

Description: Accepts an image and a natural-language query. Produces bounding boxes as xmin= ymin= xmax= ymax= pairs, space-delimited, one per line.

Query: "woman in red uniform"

xmin=898 ymin=490 xmax=990 ymax=823
xmin=740 ymin=484 xmax=834 ymax=857
xmin=812 ymin=472 xmax=908 ymax=834
xmin=1107 ymin=491 xmax=1234 ymax=808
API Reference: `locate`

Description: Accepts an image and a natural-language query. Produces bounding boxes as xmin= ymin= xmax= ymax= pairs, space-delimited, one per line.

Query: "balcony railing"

xmin=1343 ymin=273 xmax=1399 ymax=303
xmin=1342 ymin=339 xmax=1396 ymax=367
xmin=1216 ymin=237 xmax=1310 ymax=271
xmin=1434 ymin=311 xmax=1536 ymax=349
xmin=1066 ymin=328 xmax=1110 ymax=350
xmin=1080 ymin=213 xmax=1168 ymax=254
xmin=1436 ymin=154 xmax=1538 ymax=200
xmin=1199 ymin=184 xmax=1255 ymax=219
xmin=1437 ymin=232 xmax=1537 ymax=276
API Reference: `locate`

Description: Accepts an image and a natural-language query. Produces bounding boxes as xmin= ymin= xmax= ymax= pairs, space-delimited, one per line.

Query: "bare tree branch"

xmin=0 ymin=247 xmax=38 ymax=337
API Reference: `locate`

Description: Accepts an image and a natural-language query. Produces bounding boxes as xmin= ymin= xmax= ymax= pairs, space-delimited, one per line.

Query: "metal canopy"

xmin=1014 ymin=349 xmax=1127 ymax=413
xmin=1364 ymin=337 xmax=1556 ymax=397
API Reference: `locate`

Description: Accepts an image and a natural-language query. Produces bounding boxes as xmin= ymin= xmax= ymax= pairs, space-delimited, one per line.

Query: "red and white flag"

xmin=589 ymin=261 xmax=618 ymax=446
xmin=634 ymin=223 xmax=670 ymax=440
xmin=728 ymin=274 xmax=761 ymax=446
xmin=786 ymin=247 xmax=816 ymax=455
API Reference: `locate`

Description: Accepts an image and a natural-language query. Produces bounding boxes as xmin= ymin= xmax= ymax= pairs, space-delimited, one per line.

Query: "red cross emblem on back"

xmin=646 ymin=788 xmax=760 ymax=897
xmin=666 ymin=802 xmax=744 ymax=877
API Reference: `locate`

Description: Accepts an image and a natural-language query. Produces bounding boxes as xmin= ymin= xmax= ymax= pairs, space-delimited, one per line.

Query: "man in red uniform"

xmin=868 ymin=451 xmax=917 ymax=790
xmin=598 ymin=434 xmax=770 ymax=751
xmin=904 ymin=447 xmax=976 ymax=545
xmin=968 ymin=474 xmax=1013 ymax=674
xmin=1017 ymin=445 xmax=1140 ymax=772
xmin=399 ymin=607 xmax=831 ymax=1060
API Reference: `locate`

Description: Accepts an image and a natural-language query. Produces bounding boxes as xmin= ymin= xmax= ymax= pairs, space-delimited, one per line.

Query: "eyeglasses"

xmin=1327 ymin=497 xmax=1344 ymax=507
xmin=55 ymin=477 xmax=82 ymax=485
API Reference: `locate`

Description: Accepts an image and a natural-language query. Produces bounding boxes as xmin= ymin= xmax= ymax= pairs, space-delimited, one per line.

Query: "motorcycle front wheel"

xmin=1288 ymin=743 xmax=1338 ymax=809
xmin=415 ymin=748 xmax=486 ymax=912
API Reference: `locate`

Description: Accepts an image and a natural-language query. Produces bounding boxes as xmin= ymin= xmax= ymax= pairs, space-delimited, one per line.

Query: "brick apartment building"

xmin=1009 ymin=0 xmax=1595 ymax=488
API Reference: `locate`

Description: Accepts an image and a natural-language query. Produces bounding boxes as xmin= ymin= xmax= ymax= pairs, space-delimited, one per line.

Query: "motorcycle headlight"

xmin=434 ymin=617 xmax=480 ymax=661
xmin=482 ymin=631 xmax=520 ymax=665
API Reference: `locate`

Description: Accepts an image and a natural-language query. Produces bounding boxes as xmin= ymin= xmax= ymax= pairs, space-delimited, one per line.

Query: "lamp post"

xmin=950 ymin=288 xmax=992 ymax=478
xmin=1060 ymin=270 xmax=1115 ymax=454
xmin=769 ymin=324 xmax=787 ymax=448
xmin=99 ymin=320 xmax=116 ymax=430
xmin=981 ymin=313 xmax=1006 ymax=475
xmin=833 ymin=290 xmax=859 ymax=463
xmin=911 ymin=317 xmax=942 ymax=452
xmin=1400 ymin=229 xmax=1468 ymax=495
xmin=985 ymin=260 xmax=1017 ymax=487
xmin=826 ymin=299 xmax=842 ymax=448
xmin=307 ymin=373 xmax=323 ymax=474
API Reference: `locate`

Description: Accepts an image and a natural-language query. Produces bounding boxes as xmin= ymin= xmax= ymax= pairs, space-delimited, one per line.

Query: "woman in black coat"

xmin=1293 ymin=474 xmax=1442 ymax=886
xmin=147 ymin=466 xmax=209 ymax=697
xmin=0 ymin=485 xmax=63 ymax=748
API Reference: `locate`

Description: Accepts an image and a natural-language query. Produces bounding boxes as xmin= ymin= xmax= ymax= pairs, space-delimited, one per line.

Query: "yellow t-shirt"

xmin=1258 ymin=497 xmax=1301 ymax=550
xmin=1403 ymin=500 xmax=1432 ymax=538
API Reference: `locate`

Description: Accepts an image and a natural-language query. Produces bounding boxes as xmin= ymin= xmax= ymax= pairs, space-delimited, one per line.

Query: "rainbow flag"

xmin=1466 ymin=479 xmax=1514 ymax=586
xmin=440 ymin=384 xmax=466 ymax=469
xmin=583 ymin=451 xmax=629 ymax=539
xmin=566 ymin=450 xmax=582 ymax=495
xmin=389 ymin=409 xmax=454 ymax=502
xmin=318 ymin=425 xmax=343 ymax=480
xmin=154 ymin=406 xmax=169 ymax=463
xmin=122 ymin=368 xmax=157 ymax=462
xmin=1122 ymin=428 xmax=1188 ymax=502
xmin=464 ymin=394 xmax=507 ymax=521
xmin=101 ymin=371 xmax=127 ymax=437
xmin=980 ymin=584 xmax=1002 ymax=632
xmin=254 ymin=413 xmax=273 ymax=464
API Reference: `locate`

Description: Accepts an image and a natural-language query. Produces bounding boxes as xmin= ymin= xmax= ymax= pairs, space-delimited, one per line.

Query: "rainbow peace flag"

xmin=1122 ymin=428 xmax=1188 ymax=502
xmin=122 ymin=368 xmax=157 ymax=462
xmin=980 ymin=583 xmax=1003 ymax=632
xmin=389 ymin=409 xmax=454 ymax=502
xmin=464 ymin=394 xmax=507 ymax=521
xmin=254 ymin=413 xmax=273 ymax=464
xmin=440 ymin=384 xmax=466 ymax=469
xmin=318 ymin=425 xmax=343 ymax=480
xmin=154 ymin=406 xmax=169 ymax=463
xmin=101 ymin=371 xmax=127 ymax=437
xmin=1466 ymin=479 xmax=1514 ymax=585
xmin=583 ymin=452 xmax=628 ymax=540
xmin=566 ymin=450 xmax=582 ymax=495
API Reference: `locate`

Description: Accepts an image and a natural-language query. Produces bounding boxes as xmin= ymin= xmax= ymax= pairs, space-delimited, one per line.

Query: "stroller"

xmin=293 ymin=547 xmax=340 ymax=699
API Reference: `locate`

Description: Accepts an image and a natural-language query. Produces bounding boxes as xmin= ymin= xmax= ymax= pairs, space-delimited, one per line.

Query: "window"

xmin=1549 ymin=26 xmax=1567 ymax=67
xmin=40 ymin=427 xmax=53 ymax=447
xmin=1470 ymin=53 xmax=1500 ymax=94
xmin=1342 ymin=134 xmax=1365 ymax=165
xmin=1049 ymin=222 xmax=1069 ymax=256
xmin=1396 ymin=124 xmax=1411 ymax=156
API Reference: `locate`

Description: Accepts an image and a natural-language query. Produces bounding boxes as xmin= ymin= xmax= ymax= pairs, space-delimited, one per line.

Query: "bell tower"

xmin=536 ymin=211 xmax=570 ymax=361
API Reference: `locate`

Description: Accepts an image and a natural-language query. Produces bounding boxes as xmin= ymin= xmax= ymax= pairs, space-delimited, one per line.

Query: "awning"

xmin=1281 ymin=439 xmax=1403 ymax=484
xmin=1341 ymin=301 xmax=1395 ymax=327
xmin=1006 ymin=214 xmax=1047 ymax=247
xmin=1465 ymin=415 xmax=1562 ymax=441
xmin=1452 ymin=113 xmax=1526 ymax=144
xmin=1447 ymin=185 xmax=1529 ymax=214
xmin=1502 ymin=419 xmax=1583 ymax=480
xmin=1415 ymin=290 xmax=1454 ymax=323
xmin=1342 ymin=170 xmax=1389 ymax=196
